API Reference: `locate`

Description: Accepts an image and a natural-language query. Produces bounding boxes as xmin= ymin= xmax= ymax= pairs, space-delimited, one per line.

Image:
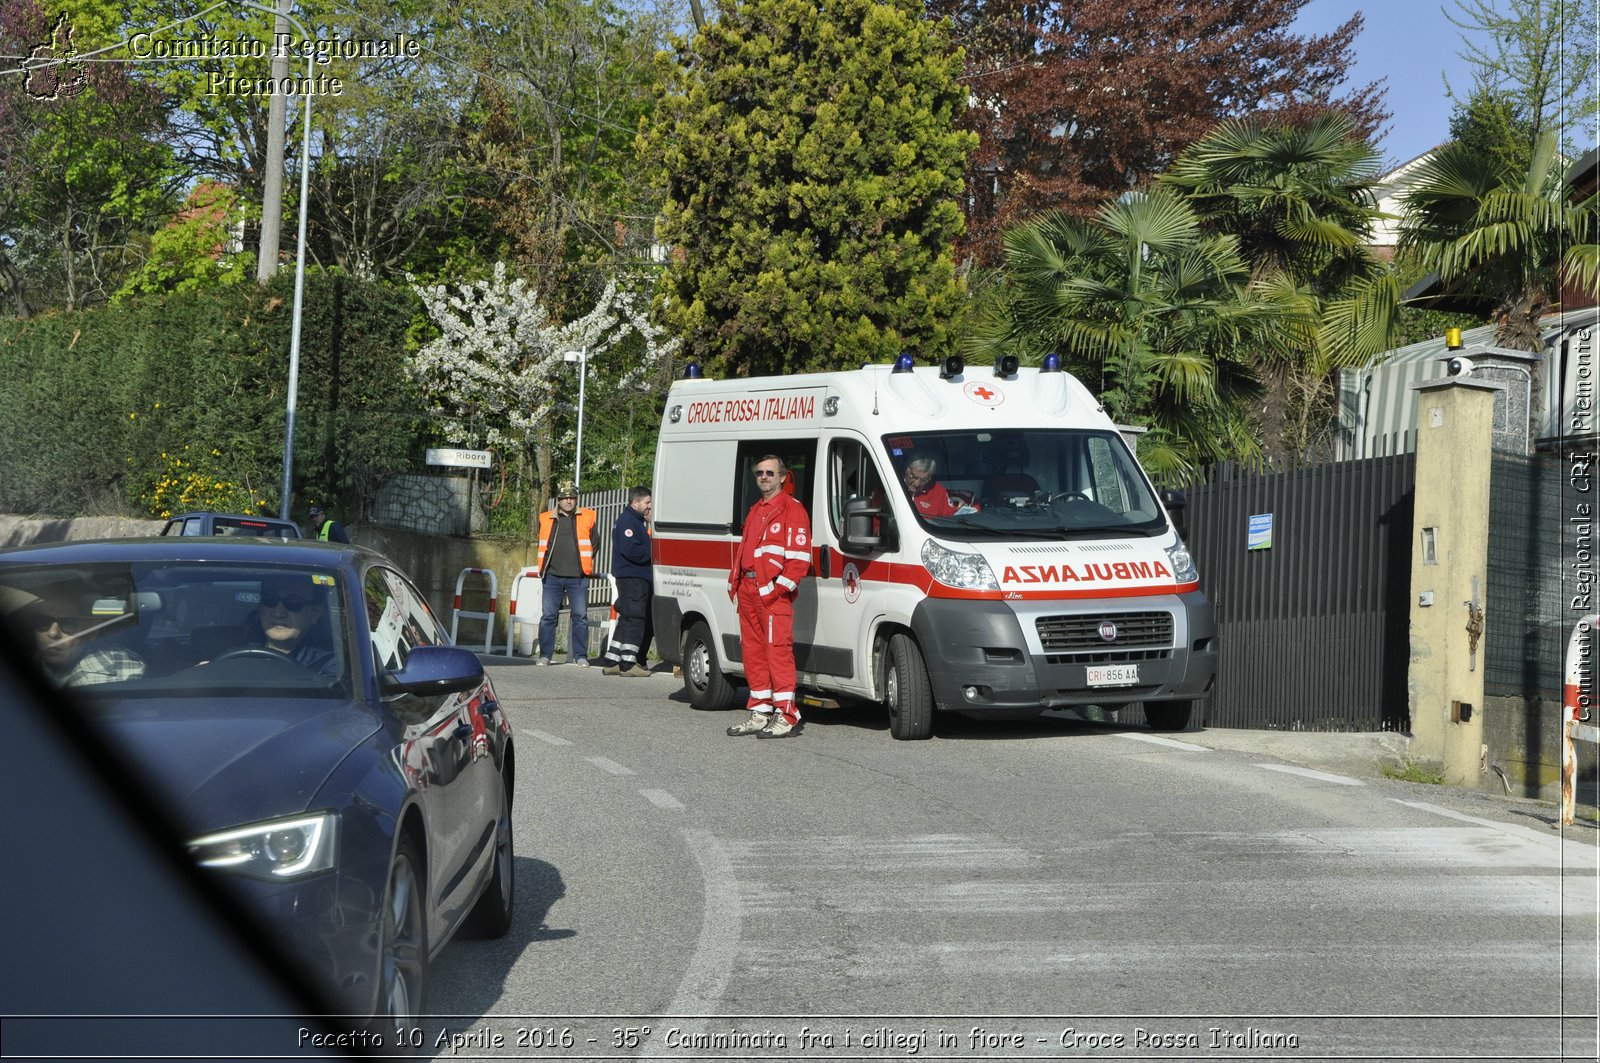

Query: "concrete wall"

xmin=1407 ymin=381 xmax=1495 ymax=786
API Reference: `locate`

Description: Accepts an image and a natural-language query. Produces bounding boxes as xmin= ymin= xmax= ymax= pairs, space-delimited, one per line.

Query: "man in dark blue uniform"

xmin=601 ymin=486 xmax=654 ymax=677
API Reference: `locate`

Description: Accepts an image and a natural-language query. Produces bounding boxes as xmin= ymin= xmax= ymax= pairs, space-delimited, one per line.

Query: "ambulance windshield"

xmin=880 ymin=429 xmax=1167 ymax=538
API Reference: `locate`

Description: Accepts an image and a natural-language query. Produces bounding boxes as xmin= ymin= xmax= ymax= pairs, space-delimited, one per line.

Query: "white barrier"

xmin=449 ymin=567 xmax=498 ymax=653
xmin=1561 ymin=614 xmax=1598 ymax=825
xmin=504 ymin=567 xmax=541 ymax=657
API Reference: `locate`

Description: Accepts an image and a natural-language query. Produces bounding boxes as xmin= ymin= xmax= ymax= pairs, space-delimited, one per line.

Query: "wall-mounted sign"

xmin=425 ymin=448 xmax=492 ymax=469
xmin=1247 ymin=512 xmax=1274 ymax=551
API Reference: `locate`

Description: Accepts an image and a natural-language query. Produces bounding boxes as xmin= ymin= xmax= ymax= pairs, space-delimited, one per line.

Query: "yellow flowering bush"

xmin=138 ymin=444 xmax=264 ymax=519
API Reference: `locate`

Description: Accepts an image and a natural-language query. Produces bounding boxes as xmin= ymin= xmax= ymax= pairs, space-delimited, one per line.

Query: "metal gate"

xmin=1181 ymin=453 xmax=1416 ymax=731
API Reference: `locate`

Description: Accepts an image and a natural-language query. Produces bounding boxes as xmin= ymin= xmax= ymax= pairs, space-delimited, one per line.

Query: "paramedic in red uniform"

xmin=725 ymin=454 xmax=812 ymax=739
xmin=902 ymin=454 xmax=963 ymax=517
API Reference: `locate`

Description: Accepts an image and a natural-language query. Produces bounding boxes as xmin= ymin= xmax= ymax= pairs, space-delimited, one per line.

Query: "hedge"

xmin=0 ymin=272 xmax=425 ymax=519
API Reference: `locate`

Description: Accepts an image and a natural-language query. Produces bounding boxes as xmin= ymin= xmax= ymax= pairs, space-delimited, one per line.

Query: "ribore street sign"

xmin=425 ymin=448 xmax=492 ymax=469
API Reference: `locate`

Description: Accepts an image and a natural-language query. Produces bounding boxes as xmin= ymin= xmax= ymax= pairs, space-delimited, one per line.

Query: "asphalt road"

xmin=422 ymin=657 xmax=1599 ymax=1062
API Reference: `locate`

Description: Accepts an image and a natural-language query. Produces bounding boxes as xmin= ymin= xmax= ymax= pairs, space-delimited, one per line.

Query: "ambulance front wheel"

xmin=1143 ymin=700 xmax=1193 ymax=731
xmin=682 ymin=619 xmax=740 ymax=711
xmin=884 ymin=633 xmax=934 ymax=741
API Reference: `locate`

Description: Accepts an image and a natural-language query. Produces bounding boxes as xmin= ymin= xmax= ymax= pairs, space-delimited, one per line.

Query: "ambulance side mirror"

xmin=842 ymin=495 xmax=894 ymax=553
xmin=1160 ymin=488 xmax=1188 ymax=540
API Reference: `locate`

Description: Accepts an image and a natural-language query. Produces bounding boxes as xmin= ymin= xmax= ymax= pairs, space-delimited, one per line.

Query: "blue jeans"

xmin=539 ymin=575 xmax=590 ymax=660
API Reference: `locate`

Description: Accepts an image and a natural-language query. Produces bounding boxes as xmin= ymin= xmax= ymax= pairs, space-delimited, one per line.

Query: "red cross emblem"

xmin=964 ymin=380 xmax=1005 ymax=407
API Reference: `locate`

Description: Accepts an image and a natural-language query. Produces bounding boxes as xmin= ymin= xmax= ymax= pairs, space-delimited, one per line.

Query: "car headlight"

xmin=1165 ymin=539 xmax=1198 ymax=584
xmin=190 ymin=812 xmax=338 ymax=880
xmin=921 ymin=538 xmax=999 ymax=591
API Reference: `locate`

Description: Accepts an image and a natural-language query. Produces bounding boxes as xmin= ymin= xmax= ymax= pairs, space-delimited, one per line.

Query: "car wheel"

xmin=682 ymin=620 xmax=739 ymax=711
xmin=377 ymin=836 xmax=428 ymax=1044
xmin=463 ymin=780 xmax=515 ymax=938
xmin=884 ymin=633 xmax=934 ymax=741
xmin=1144 ymin=700 xmax=1192 ymax=731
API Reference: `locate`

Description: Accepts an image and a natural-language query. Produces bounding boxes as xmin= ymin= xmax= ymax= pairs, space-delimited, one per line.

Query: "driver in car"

xmin=244 ymin=575 xmax=338 ymax=677
xmin=902 ymin=454 xmax=976 ymax=517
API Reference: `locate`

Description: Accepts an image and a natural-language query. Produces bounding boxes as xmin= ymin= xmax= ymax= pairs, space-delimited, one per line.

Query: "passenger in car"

xmin=1 ymin=586 xmax=145 ymax=686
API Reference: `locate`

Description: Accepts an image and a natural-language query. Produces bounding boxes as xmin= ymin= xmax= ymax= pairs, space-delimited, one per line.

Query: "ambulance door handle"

xmin=819 ymin=547 xmax=831 ymax=579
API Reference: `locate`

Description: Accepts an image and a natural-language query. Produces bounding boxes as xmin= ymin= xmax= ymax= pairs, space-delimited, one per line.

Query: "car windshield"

xmin=0 ymin=561 xmax=351 ymax=697
xmin=880 ymin=427 xmax=1167 ymax=539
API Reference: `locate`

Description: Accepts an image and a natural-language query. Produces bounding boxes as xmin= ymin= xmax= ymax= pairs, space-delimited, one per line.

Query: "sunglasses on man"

xmin=260 ymin=592 xmax=312 ymax=612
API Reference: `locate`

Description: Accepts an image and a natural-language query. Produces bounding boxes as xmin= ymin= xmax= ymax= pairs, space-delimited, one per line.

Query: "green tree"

xmin=1160 ymin=114 xmax=1399 ymax=453
xmin=1399 ymin=130 xmax=1598 ymax=353
xmin=1445 ymin=0 xmax=1598 ymax=154
xmin=640 ymin=0 xmax=976 ymax=376
xmin=1 ymin=0 xmax=179 ymax=313
xmin=1448 ymin=83 xmax=1541 ymax=181
xmin=970 ymin=190 xmax=1309 ymax=475
xmin=456 ymin=0 xmax=675 ymax=312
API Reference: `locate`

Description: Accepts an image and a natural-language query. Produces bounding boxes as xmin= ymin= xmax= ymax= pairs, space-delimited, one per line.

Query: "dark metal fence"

xmin=1486 ymin=451 xmax=1580 ymax=700
xmin=1181 ymin=453 xmax=1416 ymax=731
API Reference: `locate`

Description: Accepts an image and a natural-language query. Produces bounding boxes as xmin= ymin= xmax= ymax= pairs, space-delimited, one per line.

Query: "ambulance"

xmin=649 ymin=355 xmax=1217 ymax=739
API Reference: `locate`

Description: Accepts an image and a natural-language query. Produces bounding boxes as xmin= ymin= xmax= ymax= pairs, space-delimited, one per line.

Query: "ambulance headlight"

xmin=921 ymin=539 xmax=999 ymax=591
xmin=1165 ymin=540 xmax=1198 ymax=584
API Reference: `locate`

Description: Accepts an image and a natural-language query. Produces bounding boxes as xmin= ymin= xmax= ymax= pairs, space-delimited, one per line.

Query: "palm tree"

xmin=1399 ymin=130 xmax=1598 ymax=353
xmin=1160 ymin=114 xmax=1400 ymax=453
xmin=969 ymin=188 xmax=1310 ymax=476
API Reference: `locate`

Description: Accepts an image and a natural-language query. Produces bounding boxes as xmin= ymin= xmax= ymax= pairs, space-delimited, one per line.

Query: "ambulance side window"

xmin=827 ymin=438 xmax=886 ymax=537
xmin=734 ymin=439 xmax=815 ymax=519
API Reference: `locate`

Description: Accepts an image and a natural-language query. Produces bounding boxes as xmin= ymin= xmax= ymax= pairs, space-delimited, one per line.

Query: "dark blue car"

xmin=0 ymin=538 xmax=515 ymax=1031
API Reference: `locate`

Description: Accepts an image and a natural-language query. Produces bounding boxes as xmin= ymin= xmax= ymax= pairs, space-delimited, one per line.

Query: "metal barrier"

xmin=504 ymin=567 xmax=541 ymax=657
xmin=1561 ymin=614 xmax=1598 ymax=825
xmin=449 ymin=567 xmax=498 ymax=653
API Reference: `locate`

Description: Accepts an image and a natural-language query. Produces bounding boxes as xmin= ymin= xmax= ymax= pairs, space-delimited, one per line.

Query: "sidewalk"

xmin=1186 ymin=726 xmax=1413 ymax=782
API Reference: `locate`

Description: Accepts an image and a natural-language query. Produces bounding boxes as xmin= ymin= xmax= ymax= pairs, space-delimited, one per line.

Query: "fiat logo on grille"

xmin=1098 ymin=620 xmax=1118 ymax=642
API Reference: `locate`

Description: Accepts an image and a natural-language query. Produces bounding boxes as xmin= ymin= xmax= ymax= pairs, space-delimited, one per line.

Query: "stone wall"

xmin=0 ymin=515 xmax=164 ymax=546
xmin=371 ymin=473 xmax=487 ymax=537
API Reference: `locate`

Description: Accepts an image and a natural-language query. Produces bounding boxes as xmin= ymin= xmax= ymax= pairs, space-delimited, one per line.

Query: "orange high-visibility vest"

xmin=536 ymin=508 xmax=597 ymax=576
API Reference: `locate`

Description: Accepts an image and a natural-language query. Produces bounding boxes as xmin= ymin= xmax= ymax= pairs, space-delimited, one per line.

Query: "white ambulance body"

xmin=650 ymin=361 xmax=1217 ymax=739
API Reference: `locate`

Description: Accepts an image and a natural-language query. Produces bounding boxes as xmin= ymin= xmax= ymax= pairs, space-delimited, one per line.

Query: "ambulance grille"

xmin=1036 ymin=611 xmax=1174 ymax=654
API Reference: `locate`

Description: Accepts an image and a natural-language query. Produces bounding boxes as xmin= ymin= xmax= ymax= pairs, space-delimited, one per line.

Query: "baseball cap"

xmin=308 ymin=503 xmax=325 ymax=516
xmin=556 ymin=480 xmax=578 ymax=498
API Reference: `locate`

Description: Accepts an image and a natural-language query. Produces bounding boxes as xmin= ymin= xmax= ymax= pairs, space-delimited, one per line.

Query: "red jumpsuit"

xmin=728 ymin=490 xmax=812 ymax=726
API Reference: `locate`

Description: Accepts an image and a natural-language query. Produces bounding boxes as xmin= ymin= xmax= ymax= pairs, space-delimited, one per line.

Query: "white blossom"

xmin=407 ymin=263 xmax=679 ymax=451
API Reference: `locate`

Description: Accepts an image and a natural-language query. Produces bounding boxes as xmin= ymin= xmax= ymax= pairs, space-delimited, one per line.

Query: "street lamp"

xmin=563 ymin=348 xmax=587 ymax=490
xmin=235 ymin=0 xmax=315 ymax=521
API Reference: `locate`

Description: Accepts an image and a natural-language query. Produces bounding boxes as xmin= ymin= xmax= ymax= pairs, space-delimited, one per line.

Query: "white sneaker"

xmin=536 ymin=657 xmax=552 ymax=666
xmin=725 ymin=711 xmax=770 ymax=736
xmin=756 ymin=715 xmax=799 ymax=739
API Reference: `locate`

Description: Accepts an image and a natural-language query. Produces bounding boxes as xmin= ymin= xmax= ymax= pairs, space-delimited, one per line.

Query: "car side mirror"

xmin=380 ymin=645 xmax=484 ymax=696
xmin=1160 ymin=487 xmax=1189 ymax=541
xmin=841 ymin=495 xmax=894 ymax=554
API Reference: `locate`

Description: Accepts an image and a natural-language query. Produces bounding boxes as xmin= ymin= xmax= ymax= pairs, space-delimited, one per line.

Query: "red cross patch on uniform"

xmin=624 ymin=529 xmax=634 ymax=537
xmin=770 ymin=521 xmax=781 ymax=533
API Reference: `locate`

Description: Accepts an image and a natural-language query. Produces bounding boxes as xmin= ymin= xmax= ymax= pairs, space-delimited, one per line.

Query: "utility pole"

xmin=255 ymin=0 xmax=293 ymax=282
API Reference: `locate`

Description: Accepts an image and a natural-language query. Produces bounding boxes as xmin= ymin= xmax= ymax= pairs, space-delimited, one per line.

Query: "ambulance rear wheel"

xmin=884 ymin=633 xmax=934 ymax=741
xmin=1144 ymin=700 xmax=1192 ymax=731
xmin=682 ymin=620 xmax=739 ymax=711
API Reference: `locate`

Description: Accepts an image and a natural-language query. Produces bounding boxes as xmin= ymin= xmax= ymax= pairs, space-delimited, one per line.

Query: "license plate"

xmin=1086 ymin=664 xmax=1139 ymax=687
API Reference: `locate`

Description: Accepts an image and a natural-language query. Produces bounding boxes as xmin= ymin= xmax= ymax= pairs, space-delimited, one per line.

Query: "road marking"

xmin=641 ymin=830 xmax=739 ymax=1056
xmin=586 ymin=755 xmax=635 ymax=776
xmin=520 ymin=728 xmax=570 ymax=746
xmin=640 ymin=788 xmax=685 ymax=811
xmin=1394 ymin=799 xmax=1600 ymax=866
xmin=1112 ymin=732 xmax=1209 ymax=752
xmin=1257 ymin=763 xmax=1365 ymax=786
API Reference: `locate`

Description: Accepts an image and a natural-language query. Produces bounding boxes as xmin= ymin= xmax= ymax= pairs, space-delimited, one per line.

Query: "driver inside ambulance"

xmin=902 ymin=454 xmax=973 ymax=517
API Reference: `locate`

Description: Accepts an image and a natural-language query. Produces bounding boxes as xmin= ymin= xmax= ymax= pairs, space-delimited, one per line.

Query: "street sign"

xmin=425 ymin=448 xmax=492 ymax=469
